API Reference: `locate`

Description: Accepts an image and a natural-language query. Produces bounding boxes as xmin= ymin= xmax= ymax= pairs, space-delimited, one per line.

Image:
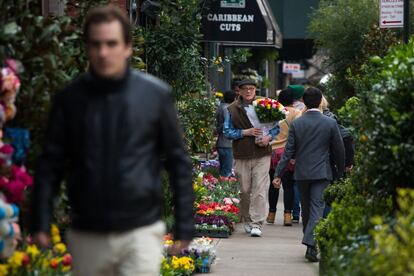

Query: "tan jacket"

xmin=271 ymin=107 xmax=302 ymax=150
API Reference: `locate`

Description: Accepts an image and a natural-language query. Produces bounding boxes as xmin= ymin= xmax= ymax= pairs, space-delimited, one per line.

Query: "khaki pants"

xmin=234 ymin=156 xmax=271 ymax=229
xmin=67 ymin=221 xmax=165 ymax=276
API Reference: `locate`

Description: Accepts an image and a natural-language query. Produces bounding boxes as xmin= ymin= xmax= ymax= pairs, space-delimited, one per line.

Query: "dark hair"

xmin=303 ymin=87 xmax=322 ymax=109
xmin=277 ymin=89 xmax=294 ymax=106
xmin=83 ymin=5 xmax=132 ymax=44
xmin=223 ymin=90 xmax=236 ymax=104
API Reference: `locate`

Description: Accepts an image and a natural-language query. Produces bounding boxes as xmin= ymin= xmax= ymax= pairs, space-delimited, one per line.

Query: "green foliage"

xmin=322 ymin=178 xmax=353 ymax=206
xmin=310 ymin=0 xmax=399 ymax=108
xmin=0 ymin=0 xmax=106 ymax=166
xmin=177 ymin=94 xmax=216 ymax=154
xmin=337 ymin=96 xmax=360 ymax=135
xmin=366 ymin=189 xmax=414 ymax=275
xmin=131 ymin=28 xmax=146 ymax=71
xmin=316 ymin=37 xmax=414 ymax=276
xmin=143 ymin=0 xmax=206 ymax=99
xmin=351 ymin=41 xmax=414 ymax=196
xmin=316 ymin=178 xmax=392 ymax=275
xmin=309 ymin=0 xmax=378 ymax=74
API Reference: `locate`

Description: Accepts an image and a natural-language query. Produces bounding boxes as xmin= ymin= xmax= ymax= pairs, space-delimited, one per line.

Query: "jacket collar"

xmin=84 ymin=66 xmax=131 ymax=92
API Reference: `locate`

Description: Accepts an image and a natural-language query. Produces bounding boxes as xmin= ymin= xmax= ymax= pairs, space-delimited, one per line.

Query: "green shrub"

xmin=366 ymin=189 xmax=414 ymax=275
xmin=177 ymin=94 xmax=216 ymax=154
xmin=351 ymin=40 xmax=414 ymax=197
xmin=323 ymin=178 xmax=353 ymax=206
xmin=317 ymin=37 xmax=414 ymax=276
xmin=143 ymin=0 xmax=206 ymax=100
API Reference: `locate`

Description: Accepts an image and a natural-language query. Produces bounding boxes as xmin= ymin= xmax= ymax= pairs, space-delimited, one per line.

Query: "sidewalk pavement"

xmin=210 ymin=193 xmax=319 ymax=276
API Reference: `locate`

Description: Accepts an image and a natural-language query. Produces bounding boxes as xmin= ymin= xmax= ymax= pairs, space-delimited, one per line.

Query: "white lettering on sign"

xmin=207 ymin=13 xmax=254 ymax=32
xmin=220 ymin=23 xmax=241 ymax=31
xmin=207 ymin=13 xmax=254 ymax=23
xmin=380 ymin=0 xmax=404 ymax=28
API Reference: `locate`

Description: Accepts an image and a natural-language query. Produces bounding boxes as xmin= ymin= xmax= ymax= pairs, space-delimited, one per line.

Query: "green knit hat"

xmin=288 ymin=85 xmax=305 ymax=100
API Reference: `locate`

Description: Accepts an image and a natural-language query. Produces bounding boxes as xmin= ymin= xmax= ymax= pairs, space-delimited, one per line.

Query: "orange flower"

xmin=50 ymin=259 xmax=59 ymax=269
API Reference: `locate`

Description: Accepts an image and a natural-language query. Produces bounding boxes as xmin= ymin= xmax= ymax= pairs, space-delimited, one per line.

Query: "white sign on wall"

xmin=282 ymin=62 xmax=301 ymax=74
xmin=380 ymin=0 xmax=404 ymax=28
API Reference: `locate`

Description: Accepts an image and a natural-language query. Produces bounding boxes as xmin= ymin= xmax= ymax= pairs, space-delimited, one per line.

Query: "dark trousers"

xmin=268 ymin=170 xmax=295 ymax=213
xmin=293 ymin=182 xmax=301 ymax=218
xmin=217 ymin=147 xmax=233 ymax=177
xmin=298 ymin=180 xmax=329 ymax=246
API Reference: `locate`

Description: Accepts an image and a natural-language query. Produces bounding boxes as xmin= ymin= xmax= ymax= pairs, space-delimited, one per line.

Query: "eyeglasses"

xmin=240 ymin=86 xmax=256 ymax=91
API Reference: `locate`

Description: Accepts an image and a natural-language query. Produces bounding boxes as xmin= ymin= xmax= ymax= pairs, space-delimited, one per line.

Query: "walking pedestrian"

xmin=288 ymin=84 xmax=306 ymax=222
xmin=267 ymin=89 xmax=302 ymax=226
xmin=288 ymin=85 xmax=306 ymax=111
xmin=31 ymin=5 xmax=194 ymax=276
xmin=273 ymin=87 xmax=345 ymax=262
xmin=224 ymin=79 xmax=280 ymax=237
xmin=215 ymin=90 xmax=236 ymax=177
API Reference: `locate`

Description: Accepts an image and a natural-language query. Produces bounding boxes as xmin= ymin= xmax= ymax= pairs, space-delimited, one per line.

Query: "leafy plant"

xmin=309 ymin=0 xmax=399 ymax=108
xmin=176 ymin=94 xmax=216 ymax=154
xmin=143 ymin=0 xmax=206 ymax=100
xmin=316 ymin=37 xmax=414 ymax=276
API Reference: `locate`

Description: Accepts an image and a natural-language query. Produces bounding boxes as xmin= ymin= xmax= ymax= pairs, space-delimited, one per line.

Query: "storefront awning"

xmin=201 ymin=0 xmax=282 ymax=48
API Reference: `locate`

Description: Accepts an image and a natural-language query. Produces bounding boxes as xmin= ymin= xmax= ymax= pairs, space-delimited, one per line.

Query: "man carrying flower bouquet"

xmin=224 ymin=79 xmax=280 ymax=237
xmin=31 ymin=5 xmax=194 ymax=276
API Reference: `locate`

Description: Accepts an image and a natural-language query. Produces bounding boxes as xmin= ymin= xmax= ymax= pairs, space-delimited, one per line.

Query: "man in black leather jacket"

xmin=31 ymin=5 xmax=194 ymax=276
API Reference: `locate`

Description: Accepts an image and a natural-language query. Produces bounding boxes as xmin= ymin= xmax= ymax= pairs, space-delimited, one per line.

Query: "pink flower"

xmin=0 ymin=144 xmax=13 ymax=155
xmin=7 ymin=179 xmax=26 ymax=203
xmin=0 ymin=177 xmax=9 ymax=189
xmin=223 ymin=198 xmax=233 ymax=205
xmin=232 ymin=198 xmax=240 ymax=204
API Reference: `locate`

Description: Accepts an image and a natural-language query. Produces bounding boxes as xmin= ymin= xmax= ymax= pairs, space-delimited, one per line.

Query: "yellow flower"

xmin=41 ymin=257 xmax=49 ymax=269
xmin=54 ymin=243 xmax=67 ymax=254
xmin=164 ymin=240 xmax=174 ymax=246
xmin=52 ymin=235 xmax=61 ymax=244
xmin=26 ymin=244 xmax=40 ymax=259
xmin=266 ymin=104 xmax=271 ymax=109
xmin=8 ymin=251 xmax=25 ymax=268
xmin=0 ymin=264 xmax=9 ymax=276
xmin=61 ymin=265 xmax=71 ymax=273
xmin=51 ymin=224 xmax=60 ymax=236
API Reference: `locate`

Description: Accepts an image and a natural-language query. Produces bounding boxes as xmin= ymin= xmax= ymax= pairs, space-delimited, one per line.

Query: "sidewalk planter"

xmin=195 ymin=257 xmax=214 ymax=273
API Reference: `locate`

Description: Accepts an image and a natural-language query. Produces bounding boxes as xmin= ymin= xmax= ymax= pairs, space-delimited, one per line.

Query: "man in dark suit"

xmin=273 ymin=87 xmax=345 ymax=262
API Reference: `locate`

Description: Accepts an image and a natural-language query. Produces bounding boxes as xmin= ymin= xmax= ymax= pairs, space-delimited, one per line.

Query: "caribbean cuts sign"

xmin=201 ymin=0 xmax=280 ymax=46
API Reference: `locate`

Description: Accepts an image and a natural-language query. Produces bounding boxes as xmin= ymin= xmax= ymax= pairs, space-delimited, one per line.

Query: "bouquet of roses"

xmin=246 ymin=98 xmax=288 ymax=142
xmin=253 ymin=98 xmax=287 ymax=123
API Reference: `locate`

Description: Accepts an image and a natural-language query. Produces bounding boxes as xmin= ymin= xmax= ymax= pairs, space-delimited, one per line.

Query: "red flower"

xmin=22 ymin=253 xmax=30 ymax=266
xmin=62 ymin=254 xmax=72 ymax=266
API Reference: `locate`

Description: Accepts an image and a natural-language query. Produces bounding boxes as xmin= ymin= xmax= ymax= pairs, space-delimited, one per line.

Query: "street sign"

xmin=221 ymin=0 xmax=246 ymax=8
xmin=380 ymin=0 xmax=404 ymax=28
xmin=282 ymin=63 xmax=301 ymax=74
